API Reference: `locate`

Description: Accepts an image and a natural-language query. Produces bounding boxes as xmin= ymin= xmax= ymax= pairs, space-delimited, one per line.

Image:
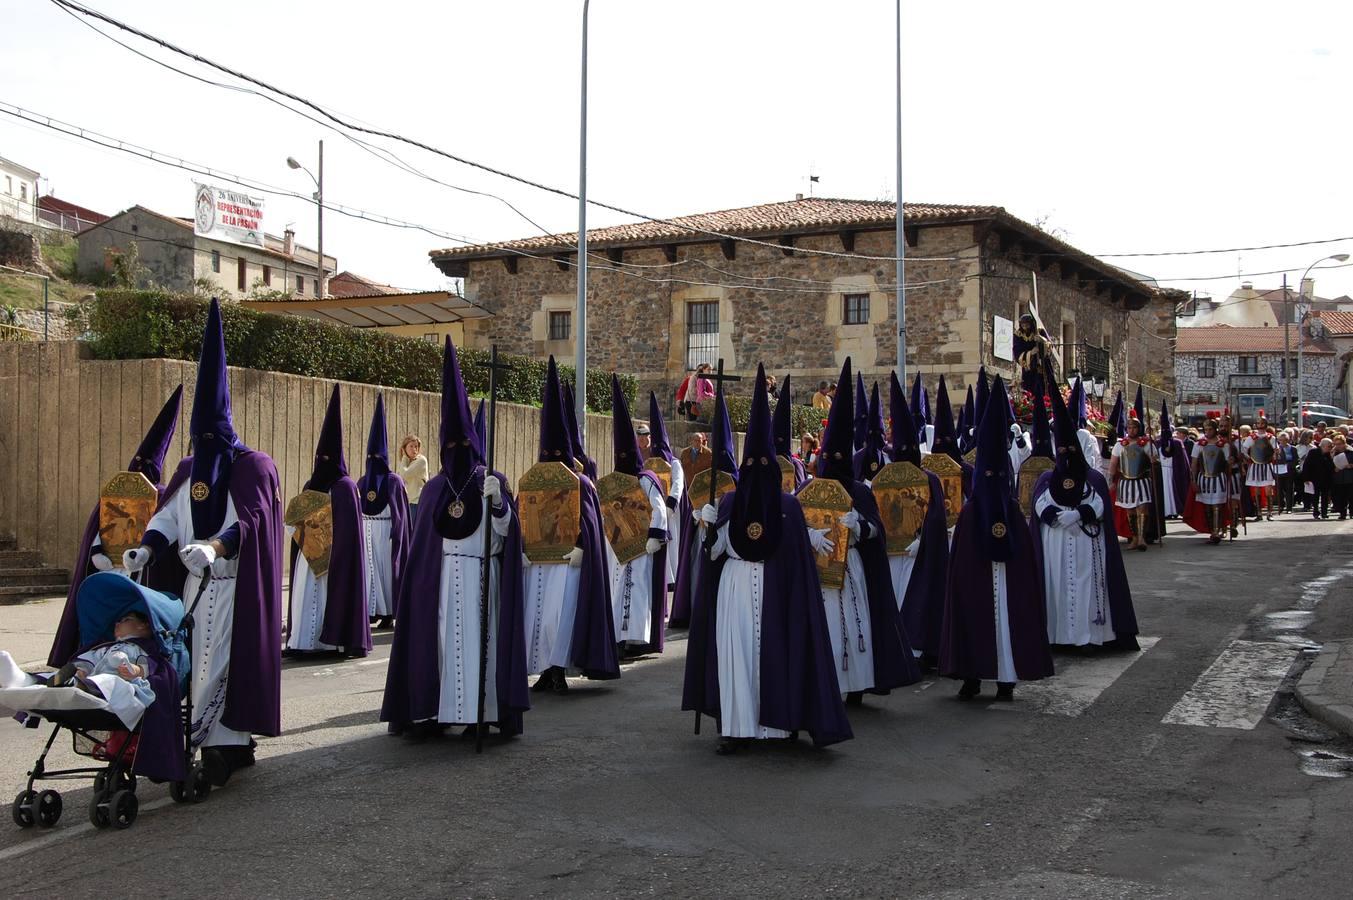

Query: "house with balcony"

xmin=1174 ymin=323 xmax=1336 ymax=424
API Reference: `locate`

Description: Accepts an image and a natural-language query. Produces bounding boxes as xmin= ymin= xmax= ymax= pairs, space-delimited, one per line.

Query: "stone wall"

xmin=1127 ymin=292 xmax=1178 ymax=395
xmin=1174 ymin=351 xmax=1336 ymax=419
xmin=459 ymin=223 xmax=1146 ymax=406
xmin=0 ymin=342 xmax=615 ymax=569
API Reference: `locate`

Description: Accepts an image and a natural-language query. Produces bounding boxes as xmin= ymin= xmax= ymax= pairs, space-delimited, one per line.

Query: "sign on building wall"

xmin=193 ymin=182 xmax=265 ymax=248
xmin=993 ymin=315 xmax=1014 ymax=361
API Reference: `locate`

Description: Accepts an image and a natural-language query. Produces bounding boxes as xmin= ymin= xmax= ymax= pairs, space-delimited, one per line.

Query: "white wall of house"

xmin=0 ymin=157 xmax=39 ymax=223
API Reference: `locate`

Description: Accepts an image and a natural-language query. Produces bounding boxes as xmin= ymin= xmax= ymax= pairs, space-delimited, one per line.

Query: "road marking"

xmin=0 ymin=796 xmax=174 ymax=861
xmin=1161 ymin=639 xmax=1297 ymax=729
xmin=991 ymin=637 xmax=1159 ymax=716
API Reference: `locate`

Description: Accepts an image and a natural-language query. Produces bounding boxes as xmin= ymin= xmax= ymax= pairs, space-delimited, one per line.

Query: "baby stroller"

xmin=8 ymin=572 xmax=212 ymax=831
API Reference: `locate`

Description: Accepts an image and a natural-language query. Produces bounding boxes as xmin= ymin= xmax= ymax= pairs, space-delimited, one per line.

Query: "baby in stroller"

xmin=3 ymin=572 xmax=197 ymax=830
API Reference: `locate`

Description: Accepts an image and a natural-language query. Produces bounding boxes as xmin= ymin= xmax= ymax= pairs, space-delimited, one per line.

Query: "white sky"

xmin=4 ymin=0 xmax=1352 ymax=300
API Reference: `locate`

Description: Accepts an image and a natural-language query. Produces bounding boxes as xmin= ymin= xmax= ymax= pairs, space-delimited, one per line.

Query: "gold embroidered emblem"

xmin=1062 ymin=478 xmax=1075 ymax=490
xmin=991 ymin=522 xmax=1007 ymax=538
xmin=190 ymin=481 xmax=210 ymax=502
xmin=746 ymin=522 xmax=764 ymax=540
xmin=366 ymin=490 xmax=377 ymax=502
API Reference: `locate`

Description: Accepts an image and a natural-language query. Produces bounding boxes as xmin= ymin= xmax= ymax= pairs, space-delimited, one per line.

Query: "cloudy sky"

xmin=4 ymin=0 xmax=1352 ymax=299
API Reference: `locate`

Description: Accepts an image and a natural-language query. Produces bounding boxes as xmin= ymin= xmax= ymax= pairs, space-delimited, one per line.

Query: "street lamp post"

xmin=575 ymin=0 xmax=589 ymax=430
xmin=287 ymin=140 xmax=325 ymax=298
xmin=1295 ymin=253 xmax=1350 ymax=422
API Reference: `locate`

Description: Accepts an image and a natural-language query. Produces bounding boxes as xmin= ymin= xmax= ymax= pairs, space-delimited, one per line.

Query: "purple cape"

xmin=380 ymin=470 xmax=529 ymax=734
xmin=681 ymin=492 xmax=853 ymax=747
xmin=570 ymin=476 xmax=621 ymax=678
xmin=1029 ymin=468 xmax=1139 ymax=650
xmin=151 ymin=452 xmax=283 ymax=737
xmin=836 ymin=480 xmax=921 ymax=691
xmin=896 ymin=469 xmax=950 ymax=657
xmin=285 ymin=476 xmax=371 ymax=653
xmin=668 ymin=508 xmax=702 ymax=629
xmin=373 ymin=474 xmax=412 ymax=617
xmin=50 ymin=488 xmax=186 ymax=667
xmin=939 ymin=498 xmax=1054 ymax=682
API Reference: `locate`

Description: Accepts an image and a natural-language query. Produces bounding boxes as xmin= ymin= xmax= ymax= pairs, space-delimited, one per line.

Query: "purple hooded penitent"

xmin=50 ymin=385 xmax=187 ymax=667
xmin=940 ymin=375 xmax=1054 ymax=683
xmin=1107 ymin=391 xmax=1125 ymax=440
xmin=854 ymin=381 xmax=888 ymax=481
xmin=1071 ymin=378 xmax=1088 ymax=430
xmin=145 ymin=298 xmax=283 ymax=739
xmin=562 ymin=380 xmax=598 ymax=483
xmin=1030 ymin=363 xmax=1138 ymax=650
xmin=810 ymin=358 xmax=920 ymax=692
xmin=289 ymin=384 xmax=370 ymax=654
xmin=910 ymin=372 xmax=928 ymax=445
xmin=647 ymin=391 xmax=675 ymax=464
xmin=772 ymin=374 xmax=807 ymax=488
xmin=473 ymin=398 xmax=487 ymax=464
xmin=682 ymin=370 xmax=853 ymax=747
xmin=357 ymin=393 xmax=411 ymax=614
xmin=1030 ymin=388 xmax=1053 ymax=460
xmin=381 ymin=335 xmax=530 ymax=733
xmin=611 ymin=374 xmax=667 ymax=653
xmin=852 ymin=370 xmax=869 ymax=452
xmin=669 ymin=385 xmax=739 ymax=629
xmin=959 ymin=384 xmax=976 ymax=454
xmin=974 ymin=365 xmax=990 ymax=431
xmin=887 ymin=372 xmax=950 ymax=656
xmin=1157 ymin=399 xmax=1190 ymax=512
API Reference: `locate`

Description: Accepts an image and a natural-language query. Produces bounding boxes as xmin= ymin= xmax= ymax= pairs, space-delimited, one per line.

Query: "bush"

xmin=82 ymin=289 xmax=635 ymax=412
xmin=723 ymin=395 xmax=826 ymax=438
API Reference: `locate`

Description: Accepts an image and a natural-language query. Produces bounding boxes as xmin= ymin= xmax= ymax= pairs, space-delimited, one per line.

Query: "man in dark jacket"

xmin=1330 ymin=433 xmax=1353 ymax=519
xmin=1301 ymin=438 xmax=1334 ymax=520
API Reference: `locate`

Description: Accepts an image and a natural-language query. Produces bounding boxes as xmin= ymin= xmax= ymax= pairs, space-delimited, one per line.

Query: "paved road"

xmin=1 ymin=514 xmax=1351 ymax=899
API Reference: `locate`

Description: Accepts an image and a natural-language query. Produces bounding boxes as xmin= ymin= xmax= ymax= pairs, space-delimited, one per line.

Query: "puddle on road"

xmin=1297 ymin=748 xmax=1353 ymax=778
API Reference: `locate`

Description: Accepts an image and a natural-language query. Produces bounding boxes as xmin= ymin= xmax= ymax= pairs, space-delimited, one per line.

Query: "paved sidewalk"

xmin=1296 ymin=639 xmax=1353 ymax=737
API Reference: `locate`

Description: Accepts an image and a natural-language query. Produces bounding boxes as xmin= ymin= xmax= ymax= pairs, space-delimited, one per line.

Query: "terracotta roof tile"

xmin=1313 ymin=310 xmax=1353 ymax=335
xmin=1176 ymin=324 xmax=1334 ymax=354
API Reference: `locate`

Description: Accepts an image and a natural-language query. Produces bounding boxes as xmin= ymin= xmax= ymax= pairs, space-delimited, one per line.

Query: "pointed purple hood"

xmin=930 ymin=375 xmax=961 ymax=463
xmin=772 ymin=373 xmax=795 ymax=458
xmin=647 ymin=391 xmax=674 ymax=462
xmin=1158 ymin=400 xmax=1174 ymax=454
xmin=562 ymin=381 xmax=586 ymax=465
xmin=1030 ymin=388 xmax=1053 ymax=460
xmin=188 ymin=298 xmax=246 ymax=539
xmin=1047 ymin=362 xmax=1087 ymax=506
xmin=306 ymin=384 xmax=348 ymax=492
xmin=818 ymin=358 xmax=857 ymax=482
xmin=359 ymin=393 xmax=391 ymax=515
xmin=438 ymin=336 xmax=481 ymax=479
xmin=130 ymin=384 xmax=182 ymax=485
xmin=974 ymin=365 xmax=990 ymax=427
xmin=970 ymin=374 xmax=1017 ymax=561
xmin=853 ymin=370 xmax=869 ymax=452
xmin=1071 ymin=377 xmax=1088 ymax=429
xmin=610 ymin=374 xmax=645 ymax=477
xmin=730 ymin=365 xmax=782 ymax=562
xmin=1107 ymin=391 xmax=1125 ymax=440
xmin=539 ymin=356 xmax=576 ymax=469
xmin=889 ymin=372 xmax=922 ymax=466
xmin=473 ymin=398 xmax=487 ymax=464
xmin=711 ymin=379 xmax=739 ymax=478
xmin=1133 ymin=385 xmax=1147 ymax=434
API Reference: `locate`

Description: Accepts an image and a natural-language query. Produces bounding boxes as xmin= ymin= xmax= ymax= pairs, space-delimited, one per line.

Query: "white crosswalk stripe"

xmin=1161 ymin=639 xmax=1298 ymax=729
xmin=985 ymin=637 xmax=1160 ymax=716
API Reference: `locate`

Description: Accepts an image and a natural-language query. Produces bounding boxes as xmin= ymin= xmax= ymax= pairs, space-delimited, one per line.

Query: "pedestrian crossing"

xmin=1161 ymin=640 xmax=1299 ymax=729
xmin=1006 ymin=637 xmax=1159 ymax=716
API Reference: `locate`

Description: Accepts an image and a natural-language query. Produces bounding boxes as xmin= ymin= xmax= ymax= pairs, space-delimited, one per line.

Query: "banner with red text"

xmin=193 ymin=182 xmax=265 ymax=248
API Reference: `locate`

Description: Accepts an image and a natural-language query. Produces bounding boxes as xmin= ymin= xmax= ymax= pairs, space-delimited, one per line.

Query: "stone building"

xmin=1174 ymin=324 xmax=1336 ymax=424
xmin=77 ymin=205 xmax=335 ymax=298
xmin=430 ymin=198 xmax=1163 ymax=403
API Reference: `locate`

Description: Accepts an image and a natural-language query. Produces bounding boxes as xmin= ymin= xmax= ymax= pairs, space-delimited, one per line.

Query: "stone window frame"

xmin=1279 ymin=356 xmax=1299 ymax=378
xmin=296 ymin=275 xmax=305 ymax=294
xmin=685 ymin=300 xmax=720 ymax=370
xmin=548 ymin=309 xmax=572 ymax=342
xmin=1197 ymin=358 xmax=1216 ymax=379
xmin=211 ymin=250 xmax=221 ymax=274
xmin=842 ymin=293 xmax=870 ymax=326
xmin=1237 ymin=354 xmax=1259 ymax=375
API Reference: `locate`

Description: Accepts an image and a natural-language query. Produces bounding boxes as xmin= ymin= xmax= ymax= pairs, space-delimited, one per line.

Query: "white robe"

xmin=1035 ymin=488 xmax=1116 ymax=647
xmin=606 ymin=476 xmax=669 ymax=645
xmin=286 ymin=535 xmax=336 ymax=653
xmin=523 ymin=555 xmax=583 ymax=675
xmin=888 ymin=536 xmax=923 ymax=658
xmin=992 ymin=561 xmax=1017 ymax=684
xmin=144 ymin=484 xmax=249 ymax=748
xmin=361 ymin=510 xmax=395 ymax=618
xmin=664 ymin=459 xmax=685 ymax=583
xmin=821 ymin=539 xmax=876 ymax=695
xmin=708 ymin=524 xmax=788 ymax=740
xmin=435 ymin=507 xmax=511 ymax=724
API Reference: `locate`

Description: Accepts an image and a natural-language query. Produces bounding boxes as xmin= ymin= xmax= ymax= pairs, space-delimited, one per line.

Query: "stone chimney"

xmin=283 ymin=228 xmax=296 ymax=257
xmin=795 ymin=193 xmax=804 ymax=201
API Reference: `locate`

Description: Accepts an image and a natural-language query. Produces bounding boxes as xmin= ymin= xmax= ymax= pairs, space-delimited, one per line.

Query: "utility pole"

xmin=316 ymin=139 xmax=324 ymax=298
xmin=893 ymin=0 xmax=907 ymax=387
xmin=1282 ymin=273 xmax=1291 ymax=417
xmin=574 ymin=0 xmax=590 ymax=429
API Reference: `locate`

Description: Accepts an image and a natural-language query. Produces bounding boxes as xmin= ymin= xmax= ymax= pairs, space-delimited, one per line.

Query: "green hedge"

xmin=722 ymin=395 xmax=827 ymax=437
xmin=83 ymin=289 xmax=634 ymax=412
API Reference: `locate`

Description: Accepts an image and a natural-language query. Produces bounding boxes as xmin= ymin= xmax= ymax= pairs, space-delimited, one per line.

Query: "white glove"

xmin=1055 ymin=509 xmax=1082 ymax=529
xmin=91 ymin=552 xmax=114 ymax=572
xmin=523 ymin=553 xmax=532 ymax=569
xmin=180 ymin=542 xmax=217 ymax=574
xmin=483 ymin=474 xmax=503 ymax=507
xmin=902 ymin=537 xmax=921 ymax=557
xmin=122 ymin=547 xmax=151 ymax=573
xmin=563 ymin=547 xmax=584 ymax=568
xmin=808 ymin=528 xmax=835 ymax=556
xmin=841 ymin=510 xmax=862 ymax=535
xmin=700 ymin=504 xmax=718 ymax=525
xmin=645 ymin=537 xmax=662 ymax=555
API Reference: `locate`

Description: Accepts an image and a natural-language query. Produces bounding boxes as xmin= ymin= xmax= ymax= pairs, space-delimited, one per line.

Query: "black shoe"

xmin=957 ymin=679 xmax=981 ymax=701
xmin=845 ymin=691 xmax=865 ymax=707
xmin=531 ymin=672 xmax=554 ymax=692
xmin=715 ymin=738 xmax=744 ymax=756
xmin=550 ymin=669 xmax=570 ymax=694
xmin=995 ymin=683 xmax=1015 ymax=702
xmin=200 ymin=749 xmax=232 ymax=787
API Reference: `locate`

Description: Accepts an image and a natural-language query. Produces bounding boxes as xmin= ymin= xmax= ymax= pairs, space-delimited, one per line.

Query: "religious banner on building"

xmin=98 ymin=471 xmax=159 ymax=562
xmin=518 ymin=461 xmax=581 ymax=564
xmin=193 ymin=181 xmax=265 ymax=248
xmin=284 ymin=490 xmax=334 ymax=577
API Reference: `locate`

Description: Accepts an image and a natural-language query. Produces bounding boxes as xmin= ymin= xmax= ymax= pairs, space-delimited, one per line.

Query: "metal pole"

xmin=42 ymin=276 xmax=48 ymax=341
xmin=574 ymin=0 xmax=590 ymax=431
xmin=316 ymin=139 xmax=325 ymax=298
xmin=1282 ymin=273 xmax=1291 ymax=419
xmin=893 ymin=0 xmax=907 ymax=387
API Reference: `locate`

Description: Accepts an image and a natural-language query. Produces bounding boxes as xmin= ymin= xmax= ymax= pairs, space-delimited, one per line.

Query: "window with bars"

xmin=262 ymin=264 xmax=271 ymax=287
xmin=211 ymin=250 xmax=220 ymax=273
xmin=843 ymin=293 xmax=870 ymax=325
xmin=686 ymin=301 xmax=719 ymax=370
xmin=1197 ymin=358 xmax=1216 ymax=378
xmin=296 ymin=275 xmax=304 ymax=294
xmin=548 ymin=310 xmax=571 ymax=341
xmin=1280 ymin=357 xmax=1299 ymax=377
xmin=1237 ymin=355 xmax=1259 ymax=374
xmin=237 ymin=258 xmax=247 ymax=292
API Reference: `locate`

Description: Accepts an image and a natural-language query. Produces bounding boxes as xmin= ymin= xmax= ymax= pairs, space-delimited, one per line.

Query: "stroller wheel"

xmin=34 ymin=790 xmax=62 ymax=828
xmin=88 ymin=795 xmax=110 ymax=829
xmin=171 ymin=762 xmax=212 ymax=804
xmin=108 ymin=790 xmax=137 ymax=829
xmin=93 ymin=770 xmax=135 ymax=798
xmin=11 ymin=790 xmax=36 ymax=828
